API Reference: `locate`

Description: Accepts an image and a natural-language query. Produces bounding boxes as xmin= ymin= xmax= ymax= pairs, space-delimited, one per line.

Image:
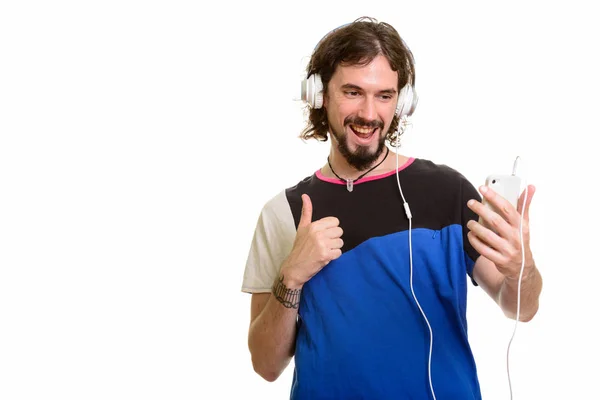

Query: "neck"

xmin=326 ymin=146 xmax=390 ymax=182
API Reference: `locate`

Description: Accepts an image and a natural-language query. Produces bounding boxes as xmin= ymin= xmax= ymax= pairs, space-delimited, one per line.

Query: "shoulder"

xmin=260 ymin=190 xmax=289 ymax=220
xmin=407 ymin=158 xmax=481 ymax=206
xmin=259 ymin=173 xmax=318 ymax=219
xmin=285 ymin=172 xmax=319 ymax=197
xmin=408 ymin=158 xmax=473 ymax=187
xmin=410 ymin=158 xmax=466 ymax=179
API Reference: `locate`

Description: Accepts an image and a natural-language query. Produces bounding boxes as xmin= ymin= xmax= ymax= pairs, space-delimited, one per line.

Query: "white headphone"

xmin=300 ymin=73 xmax=418 ymax=119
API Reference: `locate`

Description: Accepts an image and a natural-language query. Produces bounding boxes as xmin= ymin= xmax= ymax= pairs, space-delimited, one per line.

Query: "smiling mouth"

xmin=350 ymin=124 xmax=377 ymax=139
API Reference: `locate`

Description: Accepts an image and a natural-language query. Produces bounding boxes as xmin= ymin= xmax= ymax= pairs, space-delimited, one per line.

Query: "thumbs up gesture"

xmin=280 ymin=194 xmax=344 ymax=289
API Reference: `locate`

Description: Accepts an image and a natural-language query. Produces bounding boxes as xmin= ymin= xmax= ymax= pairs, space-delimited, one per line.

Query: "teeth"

xmin=351 ymin=125 xmax=374 ymax=134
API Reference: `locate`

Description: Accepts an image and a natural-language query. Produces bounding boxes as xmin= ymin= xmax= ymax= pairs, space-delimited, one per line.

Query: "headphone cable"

xmin=507 ymin=156 xmax=528 ymax=400
xmin=395 ymin=122 xmax=437 ymax=400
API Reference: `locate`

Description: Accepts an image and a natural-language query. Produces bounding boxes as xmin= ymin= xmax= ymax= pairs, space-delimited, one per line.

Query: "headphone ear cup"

xmin=313 ymin=74 xmax=324 ymax=109
xmin=395 ymin=85 xmax=418 ymax=118
xmin=301 ymin=74 xmax=324 ymax=109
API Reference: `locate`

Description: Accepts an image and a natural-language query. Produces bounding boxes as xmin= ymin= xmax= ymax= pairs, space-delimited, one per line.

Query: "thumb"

xmin=517 ymin=184 xmax=536 ymax=220
xmin=299 ymin=194 xmax=313 ymax=228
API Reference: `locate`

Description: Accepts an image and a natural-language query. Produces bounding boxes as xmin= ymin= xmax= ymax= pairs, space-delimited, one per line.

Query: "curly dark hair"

xmin=300 ymin=17 xmax=416 ymax=147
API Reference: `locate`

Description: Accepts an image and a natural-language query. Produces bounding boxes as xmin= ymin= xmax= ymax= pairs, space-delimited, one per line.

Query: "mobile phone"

xmin=478 ymin=174 xmax=521 ymax=230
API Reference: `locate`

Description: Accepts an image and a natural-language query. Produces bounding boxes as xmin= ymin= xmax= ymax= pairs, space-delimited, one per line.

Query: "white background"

xmin=1 ymin=1 xmax=598 ymax=399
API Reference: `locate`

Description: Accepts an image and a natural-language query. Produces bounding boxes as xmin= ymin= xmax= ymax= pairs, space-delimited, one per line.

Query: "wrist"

xmin=272 ymin=275 xmax=302 ymax=309
xmin=505 ymin=263 xmax=536 ymax=283
xmin=279 ymin=262 xmax=305 ymax=290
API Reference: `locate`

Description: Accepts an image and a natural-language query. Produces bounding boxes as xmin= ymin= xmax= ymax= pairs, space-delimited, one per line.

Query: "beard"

xmin=330 ymin=116 xmax=387 ymax=171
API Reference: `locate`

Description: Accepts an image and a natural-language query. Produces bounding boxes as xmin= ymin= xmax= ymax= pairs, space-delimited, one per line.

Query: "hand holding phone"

xmin=478 ymin=174 xmax=521 ymax=231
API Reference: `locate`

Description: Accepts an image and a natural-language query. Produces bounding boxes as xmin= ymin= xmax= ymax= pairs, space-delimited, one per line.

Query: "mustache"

xmin=343 ymin=116 xmax=384 ymax=130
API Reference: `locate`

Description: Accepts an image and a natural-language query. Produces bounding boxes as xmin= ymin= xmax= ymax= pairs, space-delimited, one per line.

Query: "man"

xmin=241 ymin=17 xmax=543 ymax=399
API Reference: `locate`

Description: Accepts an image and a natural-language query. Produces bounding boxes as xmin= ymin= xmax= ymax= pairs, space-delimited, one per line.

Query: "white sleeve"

xmin=241 ymin=190 xmax=297 ymax=293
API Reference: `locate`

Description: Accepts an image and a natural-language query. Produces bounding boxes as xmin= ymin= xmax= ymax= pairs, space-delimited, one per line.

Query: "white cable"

xmin=512 ymin=156 xmax=521 ymax=176
xmin=395 ymin=135 xmax=437 ymax=400
xmin=506 ymin=156 xmax=528 ymax=400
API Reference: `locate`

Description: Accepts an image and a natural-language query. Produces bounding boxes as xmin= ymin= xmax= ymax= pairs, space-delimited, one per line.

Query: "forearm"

xmin=499 ymin=264 xmax=543 ymax=322
xmin=248 ymin=275 xmax=301 ymax=381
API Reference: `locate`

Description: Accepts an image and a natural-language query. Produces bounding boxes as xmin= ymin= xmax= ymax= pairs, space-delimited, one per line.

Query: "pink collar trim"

xmin=315 ymin=157 xmax=415 ymax=185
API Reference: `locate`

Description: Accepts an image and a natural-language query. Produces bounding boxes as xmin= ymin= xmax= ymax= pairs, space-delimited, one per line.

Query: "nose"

xmin=357 ymin=96 xmax=377 ymax=122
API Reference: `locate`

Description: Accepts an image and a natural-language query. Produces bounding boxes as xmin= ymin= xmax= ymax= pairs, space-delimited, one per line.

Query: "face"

xmin=324 ymin=55 xmax=398 ymax=171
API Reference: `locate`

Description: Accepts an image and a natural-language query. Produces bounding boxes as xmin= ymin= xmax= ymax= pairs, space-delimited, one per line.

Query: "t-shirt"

xmin=242 ymin=157 xmax=483 ymax=399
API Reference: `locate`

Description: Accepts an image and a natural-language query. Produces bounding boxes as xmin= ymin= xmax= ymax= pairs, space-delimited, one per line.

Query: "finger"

xmin=328 ymin=238 xmax=344 ymax=249
xmin=324 ymin=226 xmax=343 ymax=239
xmin=467 ymin=199 xmax=512 ymax=238
xmin=329 ymin=248 xmax=342 ymax=260
xmin=466 ymin=219 xmax=510 ymax=254
xmin=313 ymin=216 xmax=340 ymax=230
xmin=517 ymin=185 xmax=536 ymax=220
xmin=479 ymin=186 xmax=520 ymax=227
xmin=299 ymin=194 xmax=313 ymax=228
xmin=467 ymin=231 xmax=507 ymax=267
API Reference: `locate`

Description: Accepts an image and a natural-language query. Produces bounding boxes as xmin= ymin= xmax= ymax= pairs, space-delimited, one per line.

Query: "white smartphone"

xmin=478 ymin=174 xmax=521 ymax=230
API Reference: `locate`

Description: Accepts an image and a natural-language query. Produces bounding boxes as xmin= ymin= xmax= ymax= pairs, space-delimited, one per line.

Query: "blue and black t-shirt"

xmin=242 ymin=157 xmax=483 ymax=399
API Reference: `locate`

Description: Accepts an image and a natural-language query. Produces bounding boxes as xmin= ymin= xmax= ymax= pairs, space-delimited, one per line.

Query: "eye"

xmin=379 ymin=94 xmax=393 ymax=101
xmin=345 ymin=91 xmax=359 ymax=97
